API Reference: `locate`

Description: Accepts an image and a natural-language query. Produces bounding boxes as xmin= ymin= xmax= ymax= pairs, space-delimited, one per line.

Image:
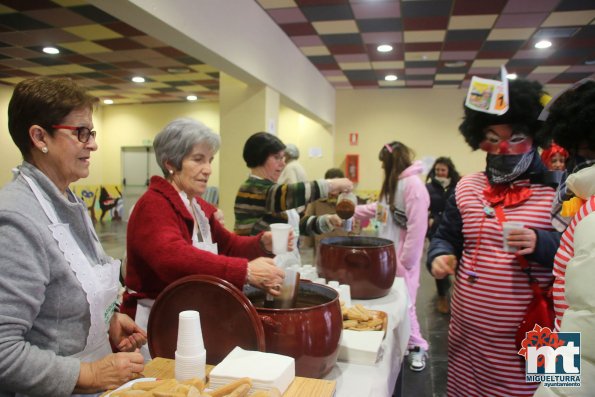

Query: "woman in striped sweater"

xmin=234 ymin=132 xmax=353 ymax=242
xmin=428 ymin=79 xmax=560 ymax=396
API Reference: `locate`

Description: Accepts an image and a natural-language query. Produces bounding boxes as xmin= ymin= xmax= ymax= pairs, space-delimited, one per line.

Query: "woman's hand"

xmin=326 ymin=214 xmax=343 ymax=229
xmin=507 ymin=228 xmax=537 ymax=256
xmin=108 ymin=312 xmax=147 ymax=352
xmin=431 ymin=255 xmax=457 ymax=279
xmin=247 ymin=257 xmax=285 ymax=296
xmin=260 ymin=230 xmax=295 ymax=253
xmin=327 ymin=178 xmax=354 ymax=195
xmin=75 ymin=351 xmax=144 ymax=393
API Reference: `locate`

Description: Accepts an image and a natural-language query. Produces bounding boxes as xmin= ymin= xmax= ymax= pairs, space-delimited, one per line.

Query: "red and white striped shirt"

xmin=552 ymin=196 xmax=595 ymax=330
xmin=448 ymin=172 xmax=556 ymax=397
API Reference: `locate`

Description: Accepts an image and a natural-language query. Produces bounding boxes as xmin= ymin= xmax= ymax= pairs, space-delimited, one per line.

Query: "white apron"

xmin=21 ymin=174 xmax=120 ymax=397
xmin=136 ymin=195 xmax=218 ymax=361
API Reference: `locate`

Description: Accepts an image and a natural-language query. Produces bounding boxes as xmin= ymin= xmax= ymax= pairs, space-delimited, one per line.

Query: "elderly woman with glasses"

xmin=0 ymin=77 xmax=146 ymax=397
xmin=122 ymin=119 xmax=285 ymax=359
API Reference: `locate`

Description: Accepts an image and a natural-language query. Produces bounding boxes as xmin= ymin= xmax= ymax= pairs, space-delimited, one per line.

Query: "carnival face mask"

xmin=479 ymin=124 xmax=533 ymax=155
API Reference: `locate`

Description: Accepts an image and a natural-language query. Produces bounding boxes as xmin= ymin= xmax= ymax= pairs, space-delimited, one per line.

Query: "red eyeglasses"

xmin=52 ymin=125 xmax=97 ymax=143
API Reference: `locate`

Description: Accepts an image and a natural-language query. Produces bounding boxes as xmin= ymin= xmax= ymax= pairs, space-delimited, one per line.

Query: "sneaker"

xmin=408 ymin=346 xmax=427 ymax=371
xmin=436 ymin=296 xmax=450 ymax=314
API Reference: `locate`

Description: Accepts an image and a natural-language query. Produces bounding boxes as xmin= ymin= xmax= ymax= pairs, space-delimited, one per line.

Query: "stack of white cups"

xmin=174 ymin=310 xmax=207 ymax=382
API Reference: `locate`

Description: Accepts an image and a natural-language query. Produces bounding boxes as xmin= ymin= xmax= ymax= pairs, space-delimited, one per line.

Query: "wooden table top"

xmin=104 ymin=357 xmax=336 ymax=397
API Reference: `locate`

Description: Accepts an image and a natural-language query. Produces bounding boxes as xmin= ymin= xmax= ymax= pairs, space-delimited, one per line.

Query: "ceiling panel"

xmin=259 ymin=0 xmax=595 ymax=89
xmin=0 ymin=0 xmax=592 ymax=105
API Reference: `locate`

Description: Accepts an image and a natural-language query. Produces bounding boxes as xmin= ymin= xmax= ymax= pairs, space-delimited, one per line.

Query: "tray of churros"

xmin=341 ymin=303 xmax=388 ymax=335
xmin=105 ymin=376 xmax=280 ymax=397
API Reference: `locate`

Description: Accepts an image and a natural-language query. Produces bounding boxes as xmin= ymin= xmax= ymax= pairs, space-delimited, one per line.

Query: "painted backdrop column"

xmin=218 ymin=72 xmax=280 ymax=230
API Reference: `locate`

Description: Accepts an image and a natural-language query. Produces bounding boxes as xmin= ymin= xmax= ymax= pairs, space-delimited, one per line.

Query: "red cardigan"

xmin=122 ymin=176 xmax=266 ymax=318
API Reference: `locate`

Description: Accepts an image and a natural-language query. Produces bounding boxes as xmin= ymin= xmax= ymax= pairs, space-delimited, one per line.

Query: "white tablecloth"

xmin=324 ymin=277 xmax=411 ymax=397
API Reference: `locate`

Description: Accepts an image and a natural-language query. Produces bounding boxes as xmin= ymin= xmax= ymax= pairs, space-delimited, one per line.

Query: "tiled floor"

xmin=95 ymin=220 xmax=449 ymax=397
xmin=96 ymin=219 xmax=127 ymax=260
xmin=399 ymin=265 xmax=450 ymax=397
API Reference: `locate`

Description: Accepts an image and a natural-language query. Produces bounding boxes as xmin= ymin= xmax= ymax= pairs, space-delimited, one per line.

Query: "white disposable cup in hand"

xmin=502 ymin=222 xmax=524 ymax=253
xmin=277 ymin=269 xmax=300 ymax=309
xmin=176 ymin=310 xmax=204 ymax=356
xmin=270 ymin=223 xmax=292 ymax=255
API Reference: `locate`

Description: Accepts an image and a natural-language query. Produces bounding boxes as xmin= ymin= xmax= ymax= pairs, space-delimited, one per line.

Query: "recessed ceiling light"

xmin=385 ymin=75 xmax=398 ymax=81
xmin=377 ymin=44 xmax=393 ymax=53
xmin=535 ymin=40 xmax=552 ymax=49
xmin=43 ymin=47 xmax=59 ymax=54
xmin=186 ymin=95 xmax=198 ymax=101
xmin=534 ymin=27 xmax=579 ymax=39
xmin=103 ymin=99 xmax=114 ymax=105
xmin=506 ymin=73 xmax=518 ymax=80
xmin=167 ymin=67 xmax=191 ymax=74
xmin=131 ymin=76 xmax=145 ymax=83
xmin=444 ymin=61 xmax=466 ymax=68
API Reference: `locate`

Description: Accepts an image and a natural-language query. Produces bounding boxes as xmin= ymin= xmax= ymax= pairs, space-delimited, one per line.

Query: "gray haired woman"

xmin=122 ymin=118 xmax=284 ymax=357
xmin=278 ymin=143 xmax=307 ymax=184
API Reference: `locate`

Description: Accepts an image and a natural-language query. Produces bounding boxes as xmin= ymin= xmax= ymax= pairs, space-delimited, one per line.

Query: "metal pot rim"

xmin=319 ymin=235 xmax=394 ymax=248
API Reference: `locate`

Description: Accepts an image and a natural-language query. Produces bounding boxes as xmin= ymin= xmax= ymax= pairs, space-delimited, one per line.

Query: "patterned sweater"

xmin=234 ymin=175 xmax=329 ymax=236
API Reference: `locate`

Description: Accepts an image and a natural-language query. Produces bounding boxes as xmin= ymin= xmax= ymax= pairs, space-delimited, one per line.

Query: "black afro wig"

xmin=537 ymin=79 xmax=595 ymax=153
xmin=459 ymin=79 xmax=547 ymax=150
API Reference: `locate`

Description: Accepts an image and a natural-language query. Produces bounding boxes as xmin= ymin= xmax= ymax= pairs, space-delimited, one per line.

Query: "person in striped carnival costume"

xmin=534 ymin=79 xmax=595 ymax=397
xmin=428 ymin=78 xmax=561 ymax=396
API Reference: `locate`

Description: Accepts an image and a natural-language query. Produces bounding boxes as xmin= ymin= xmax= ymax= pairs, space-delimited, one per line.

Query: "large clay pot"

xmin=245 ymin=282 xmax=342 ymax=379
xmin=317 ymin=236 xmax=396 ymax=299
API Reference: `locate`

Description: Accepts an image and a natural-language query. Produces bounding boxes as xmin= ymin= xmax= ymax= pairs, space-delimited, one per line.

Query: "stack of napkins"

xmin=208 ymin=347 xmax=295 ymax=394
xmin=338 ymin=330 xmax=384 ymax=365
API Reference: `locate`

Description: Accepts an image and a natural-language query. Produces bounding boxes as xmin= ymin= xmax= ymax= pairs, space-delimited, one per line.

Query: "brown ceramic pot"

xmin=245 ymin=282 xmax=342 ymax=379
xmin=317 ymin=236 xmax=396 ymax=299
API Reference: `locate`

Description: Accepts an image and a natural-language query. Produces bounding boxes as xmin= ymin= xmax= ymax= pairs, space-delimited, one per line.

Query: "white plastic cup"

xmin=328 ymin=280 xmax=340 ymax=290
xmin=502 ymin=222 xmax=524 ymax=253
xmin=176 ymin=310 xmax=204 ymax=356
xmin=175 ymin=350 xmax=206 ymax=382
xmin=270 ymin=223 xmax=292 ymax=255
xmin=289 ymin=264 xmax=301 ymax=272
xmin=277 ymin=269 xmax=299 ymax=309
xmin=339 ymin=284 xmax=352 ymax=307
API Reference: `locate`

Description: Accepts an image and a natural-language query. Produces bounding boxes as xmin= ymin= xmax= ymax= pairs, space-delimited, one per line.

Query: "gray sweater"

xmin=0 ymin=162 xmax=113 ymax=397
